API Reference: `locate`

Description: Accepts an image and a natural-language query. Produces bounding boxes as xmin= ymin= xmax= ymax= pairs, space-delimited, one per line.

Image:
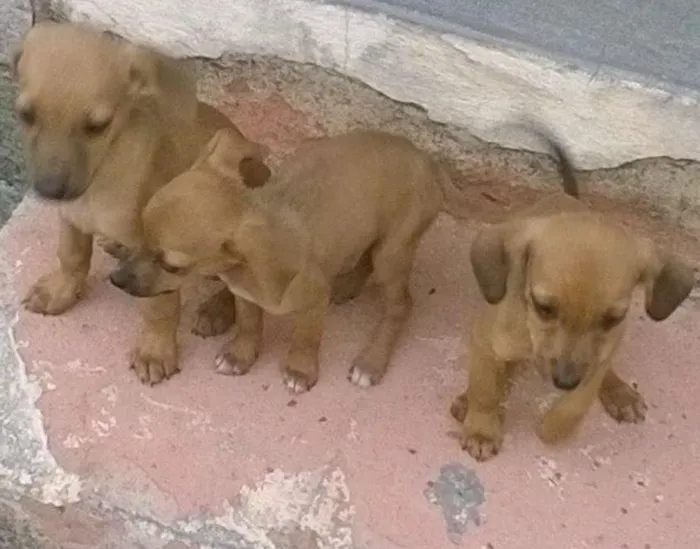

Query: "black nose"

xmin=34 ymin=174 xmax=73 ymax=200
xmin=109 ymin=268 xmax=134 ymax=290
xmin=552 ymin=360 xmax=582 ymax=391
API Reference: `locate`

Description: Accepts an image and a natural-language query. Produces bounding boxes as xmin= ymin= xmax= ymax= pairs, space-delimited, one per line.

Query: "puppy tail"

xmin=531 ymin=127 xmax=580 ymax=199
xmin=503 ymin=119 xmax=580 ymax=199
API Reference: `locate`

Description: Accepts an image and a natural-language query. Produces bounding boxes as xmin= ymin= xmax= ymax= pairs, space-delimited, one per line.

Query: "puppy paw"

xmin=450 ymin=391 xmax=469 ymax=423
xmin=283 ymin=370 xmax=317 ymax=394
xmin=460 ymin=431 xmax=502 ymax=462
xmin=460 ymin=409 xmax=504 ymax=461
xmin=537 ymin=404 xmax=584 ymax=444
xmin=347 ymin=358 xmax=386 ymax=388
xmin=283 ymin=354 xmax=319 ymax=394
xmin=23 ymin=271 xmax=83 ymax=315
xmin=192 ymin=290 xmax=236 ymax=338
xmin=214 ymin=337 xmax=258 ymax=376
xmin=599 ymin=382 xmax=647 ymax=424
xmin=130 ymin=336 xmax=179 ymax=386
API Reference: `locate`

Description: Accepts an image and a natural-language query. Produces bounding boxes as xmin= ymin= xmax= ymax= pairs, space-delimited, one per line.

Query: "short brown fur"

xmin=451 ymin=127 xmax=695 ymax=461
xmin=13 ymin=22 xmax=270 ymax=385
xmin=110 ymin=128 xmax=444 ymax=393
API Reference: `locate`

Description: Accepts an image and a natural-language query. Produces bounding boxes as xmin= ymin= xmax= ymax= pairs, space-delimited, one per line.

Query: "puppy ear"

xmin=239 ymin=156 xmax=271 ymax=188
xmin=194 ymin=128 xmax=245 ymax=176
xmin=470 ymin=220 xmax=537 ymax=305
xmin=122 ymin=43 xmax=197 ymax=116
xmin=637 ymin=239 xmax=695 ymax=321
xmin=196 ymin=128 xmax=271 ymax=188
xmin=470 ymin=224 xmax=511 ymax=304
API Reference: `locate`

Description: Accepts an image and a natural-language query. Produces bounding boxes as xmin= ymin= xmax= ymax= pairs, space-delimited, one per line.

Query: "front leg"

xmin=131 ymin=292 xmax=181 ymax=385
xmin=24 ymin=217 xmax=93 ymax=315
xmin=284 ymin=298 xmax=329 ymax=394
xmin=215 ymin=297 xmax=263 ymax=375
xmin=348 ymin=252 xmax=413 ymax=388
xmin=456 ymin=343 xmax=514 ymax=461
xmin=538 ymin=362 xmax=610 ymax=443
xmin=598 ymin=368 xmax=647 ymax=423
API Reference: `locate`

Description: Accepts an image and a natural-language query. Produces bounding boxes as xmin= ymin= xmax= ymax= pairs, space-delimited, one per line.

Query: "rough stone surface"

xmin=1 ymin=71 xmax=700 ymax=547
xmin=2 ymin=6 xmax=700 ymax=549
xmin=0 ymin=0 xmax=31 ymax=226
xmin=54 ymin=0 xmax=700 ymax=197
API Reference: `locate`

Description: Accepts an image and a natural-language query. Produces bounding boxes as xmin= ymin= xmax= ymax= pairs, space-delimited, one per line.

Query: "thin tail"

xmin=504 ymin=120 xmax=580 ymax=198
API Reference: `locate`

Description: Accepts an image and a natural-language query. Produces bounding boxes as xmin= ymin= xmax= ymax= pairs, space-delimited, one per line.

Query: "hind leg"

xmin=331 ymin=248 xmax=373 ymax=305
xmin=348 ymin=232 xmax=420 ymax=387
xmin=193 ymin=286 xmax=237 ymax=338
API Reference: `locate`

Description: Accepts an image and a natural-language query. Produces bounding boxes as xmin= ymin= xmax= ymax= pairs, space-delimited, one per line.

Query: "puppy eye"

xmin=84 ymin=117 xmax=112 ymax=136
xmin=531 ymin=296 xmax=557 ymax=321
xmin=600 ymin=314 xmax=624 ymax=331
xmin=17 ymin=106 xmax=36 ymax=126
xmin=161 ymin=263 xmax=183 ymax=275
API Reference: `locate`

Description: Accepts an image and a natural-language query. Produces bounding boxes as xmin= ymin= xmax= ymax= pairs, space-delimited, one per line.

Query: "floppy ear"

xmin=195 ymin=128 xmax=271 ymax=188
xmin=470 ymin=219 xmax=540 ymax=305
xmin=637 ymin=239 xmax=695 ymax=321
xmin=122 ymin=43 xmax=197 ymax=118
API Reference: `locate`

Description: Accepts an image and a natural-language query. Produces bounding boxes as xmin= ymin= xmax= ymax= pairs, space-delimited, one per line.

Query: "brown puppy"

xmin=451 ymin=126 xmax=695 ymax=461
xmin=12 ymin=22 xmax=270 ymax=385
xmin=110 ymin=128 xmax=444 ymax=393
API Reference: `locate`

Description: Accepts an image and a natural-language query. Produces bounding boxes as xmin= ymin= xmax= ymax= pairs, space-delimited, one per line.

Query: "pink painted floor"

xmin=3 ymin=93 xmax=700 ymax=548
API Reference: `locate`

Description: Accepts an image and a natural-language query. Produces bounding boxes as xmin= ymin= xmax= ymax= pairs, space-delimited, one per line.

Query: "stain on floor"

xmin=425 ymin=462 xmax=485 ymax=543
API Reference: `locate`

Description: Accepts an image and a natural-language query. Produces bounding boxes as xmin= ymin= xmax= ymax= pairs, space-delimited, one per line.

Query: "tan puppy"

xmin=12 ymin=22 xmax=270 ymax=385
xmin=451 ymin=126 xmax=695 ymax=461
xmin=110 ymin=128 xmax=444 ymax=393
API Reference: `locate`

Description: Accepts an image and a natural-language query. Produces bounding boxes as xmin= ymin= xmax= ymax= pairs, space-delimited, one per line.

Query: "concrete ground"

xmin=1 ymin=50 xmax=700 ymax=548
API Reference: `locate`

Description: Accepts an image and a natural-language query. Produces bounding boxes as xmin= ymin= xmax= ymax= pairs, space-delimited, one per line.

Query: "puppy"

xmin=110 ymin=128 xmax=444 ymax=393
xmin=451 ymin=126 xmax=695 ymax=461
xmin=12 ymin=22 xmax=270 ymax=385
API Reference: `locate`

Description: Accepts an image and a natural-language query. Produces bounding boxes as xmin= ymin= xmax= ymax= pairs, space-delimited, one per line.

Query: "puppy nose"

xmin=34 ymin=174 xmax=72 ymax=200
xmin=109 ymin=268 xmax=135 ymax=290
xmin=552 ymin=360 xmax=581 ymax=390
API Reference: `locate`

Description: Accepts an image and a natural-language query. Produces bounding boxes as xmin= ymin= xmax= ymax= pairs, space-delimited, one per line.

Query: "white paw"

xmin=283 ymin=372 xmax=313 ymax=394
xmin=214 ymin=353 xmax=247 ymax=376
xmin=348 ymin=366 xmax=373 ymax=388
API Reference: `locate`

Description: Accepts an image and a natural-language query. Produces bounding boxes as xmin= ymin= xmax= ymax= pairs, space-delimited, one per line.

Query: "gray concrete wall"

xmin=336 ymin=0 xmax=700 ymax=92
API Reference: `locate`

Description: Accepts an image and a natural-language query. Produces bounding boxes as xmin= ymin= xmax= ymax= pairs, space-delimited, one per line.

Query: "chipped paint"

xmin=175 ymin=465 xmax=355 ymax=549
xmin=0 ymin=244 xmax=83 ymax=506
xmin=425 ymin=462 xmax=485 ymax=543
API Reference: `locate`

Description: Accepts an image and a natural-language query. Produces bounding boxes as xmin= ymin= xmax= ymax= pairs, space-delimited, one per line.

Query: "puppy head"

xmin=12 ymin=22 xmax=197 ymax=201
xmin=109 ymin=129 xmax=270 ymax=297
xmin=471 ymin=212 xmax=695 ymax=390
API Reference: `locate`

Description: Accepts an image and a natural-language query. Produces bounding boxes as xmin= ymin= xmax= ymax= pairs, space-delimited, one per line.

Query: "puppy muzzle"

xmin=551 ymin=359 xmax=582 ymax=391
xmin=33 ymin=173 xmax=83 ymax=201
